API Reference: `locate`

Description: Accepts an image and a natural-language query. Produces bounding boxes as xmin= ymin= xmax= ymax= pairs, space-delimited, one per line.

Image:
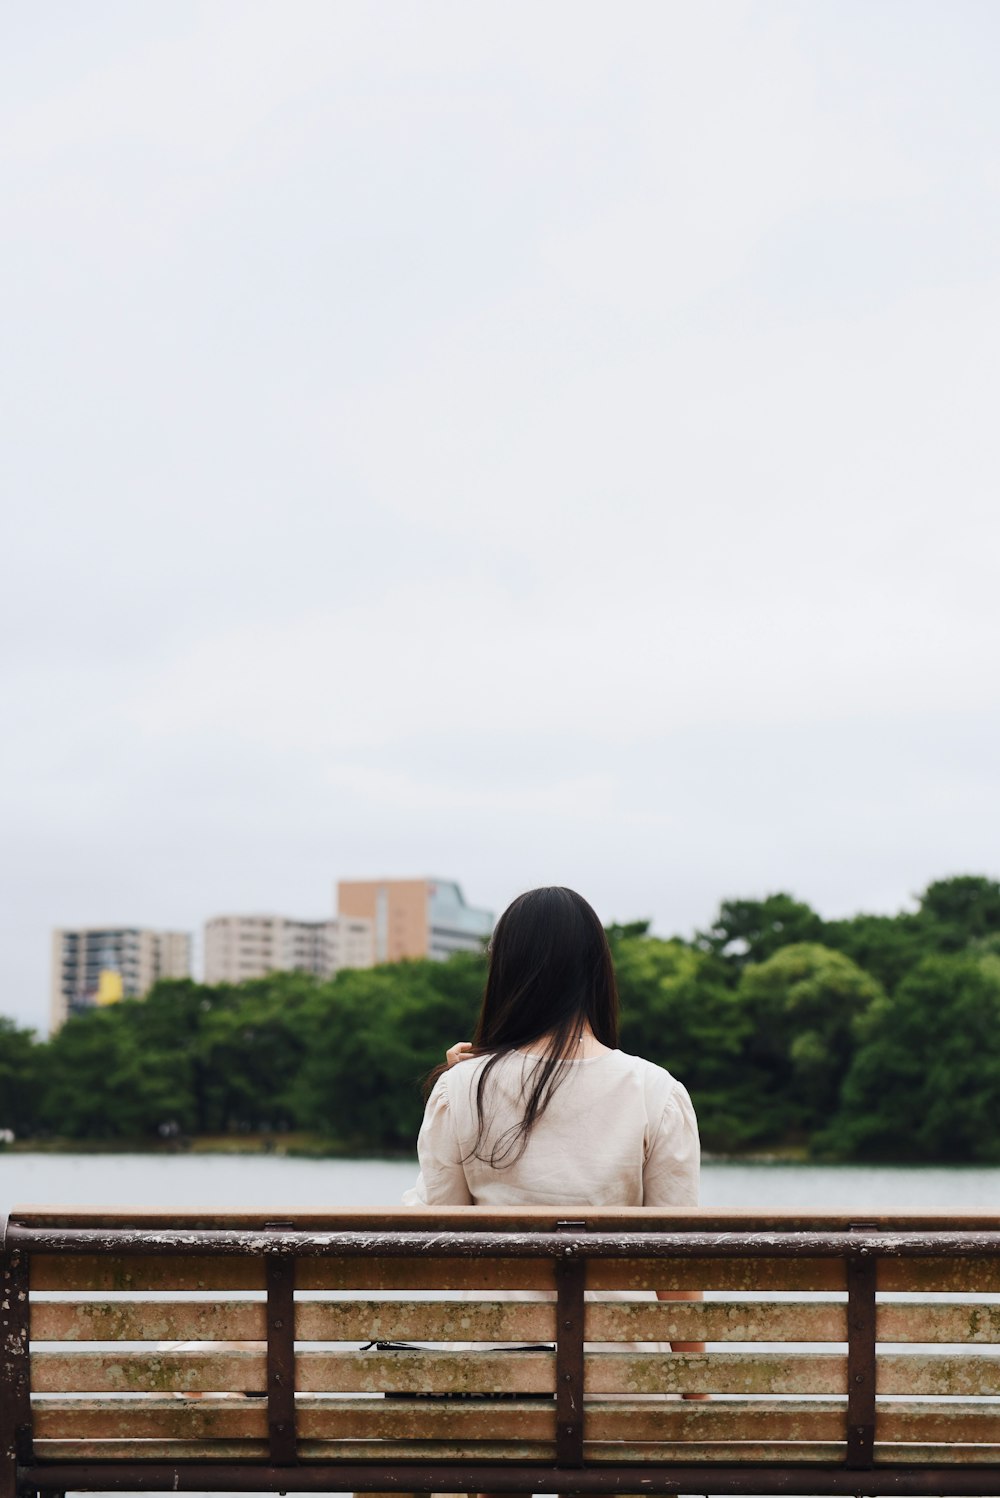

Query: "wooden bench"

xmin=4 ymin=1206 xmax=1000 ymax=1495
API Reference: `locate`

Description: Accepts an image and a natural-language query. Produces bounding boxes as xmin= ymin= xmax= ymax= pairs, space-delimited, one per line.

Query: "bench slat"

xmin=880 ymin=1259 xmax=1000 ymax=1293
xmin=31 ymin=1350 xmax=267 ymax=1394
xmin=586 ymin=1299 xmax=845 ymax=1341
xmin=29 ymin=1296 xmax=851 ymax=1345
xmin=879 ymin=1353 xmax=1000 ymax=1396
xmin=31 ymin=1257 xmax=266 ymax=1292
xmin=588 ymin=1259 xmax=845 ymax=1291
xmin=30 ymin=1300 xmax=267 ymax=1342
xmin=32 ymin=1256 xmax=850 ymax=1294
xmin=33 ymin=1345 xmax=1000 ymax=1398
xmin=878 ymin=1301 xmax=1000 ymax=1343
xmin=31 ymin=1255 xmax=1000 ymax=1294
xmin=30 ymin=1436 xmax=1000 ymax=1465
xmin=32 ymin=1439 xmax=852 ymax=1463
xmin=294 ymin=1296 xmax=848 ymax=1343
xmin=296 ymin=1298 xmax=554 ymax=1342
xmin=30 ymin=1258 xmax=558 ymax=1292
xmin=31 ymin=1395 xmax=846 ymax=1442
xmin=36 ymin=1295 xmax=1000 ymax=1346
xmin=31 ymin=1394 xmax=1000 ymax=1446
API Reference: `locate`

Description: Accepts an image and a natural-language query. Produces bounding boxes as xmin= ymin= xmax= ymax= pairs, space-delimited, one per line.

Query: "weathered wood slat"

xmin=30 ymin=1299 xmax=266 ymax=1342
xmin=880 ymin=1259 xmax=1000 ymax=1293
xmin=583 ymin=1442 xmax=844 ymax=1464
xmin=585 ymin=1298 xmax=845 ymax=1341
xmin=32 ymin=1395 xmax=851 ymax=1443
xmin=31 ymin=1349 xmax=267 ymax=1394
xmin=296 ymin=1259 xmax=556 ymax=1291
xmin=34 ymin=1437 xmax=1000 ymax=1467
xmin=298 ymin=1349 xmax=554 ymax=1395
xmin=877 ymin=1301 xmax=1000 ymax=1343
xmin=31 ymin=1253 xmax=854 ymax=1296
xmin=29 ymin=1253 xmax=1000 ymax=1295
xmin=32 ymin=1439 xmax=856 ymax=1463
xmin=588 ymin=1259 xmax=845 ymax=1291
xmin=295 ymin=1298 xmax=555 ymax=1343
xmin=35 ymin=1441 xmax=271 ymax=1460
xmin=33 ymin=1398 xmax=270 ymax=1440
xmin=874 ymin=1446 xmax=1000 ymax=1466
xmin=31 ymin=1294 xmax=1000 ymax=1347
xmin=30 ymin=1256 xmax=557 ymax=1292
xmin=878 ymin=1353 xmax=1000 ymax=1396
xmin=585 ymin=1351 xmax=845 ymax=1396
xmin=34 ymin=1345 xmax=1000 ymax=1399
xmin=32 ymin=1394 xmax=1000 ymax=1447
xmin=30 ymin=1256 xmax=266 ymax=1292
xmin=29 ymin=1294 xmax=849 ymax=1346
xmin=878 ymin=1404 xmax=1000 ymax=1443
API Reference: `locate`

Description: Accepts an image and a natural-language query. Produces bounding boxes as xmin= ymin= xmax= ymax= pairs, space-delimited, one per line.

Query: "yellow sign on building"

xmin=96 ymin=969 xmax=124 ymax=1006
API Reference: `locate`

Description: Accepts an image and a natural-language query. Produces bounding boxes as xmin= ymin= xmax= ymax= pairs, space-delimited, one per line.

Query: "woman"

xmin=404 ymin=885 xmax=705 ymax=1387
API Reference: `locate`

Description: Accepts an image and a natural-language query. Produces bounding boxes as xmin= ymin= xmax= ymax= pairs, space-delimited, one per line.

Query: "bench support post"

xmin=846 ymin=1248 xmax=877 ymax=1469
xmin=266 ymin=1252 xmax=297 ymax=1466
xmin=555 ymin=1226 xmax=586 ymax=1468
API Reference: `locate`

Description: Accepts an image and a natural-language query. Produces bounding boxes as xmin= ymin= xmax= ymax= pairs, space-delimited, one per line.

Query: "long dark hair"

xmin=429 ymin=886 xmax=620 ymax=1167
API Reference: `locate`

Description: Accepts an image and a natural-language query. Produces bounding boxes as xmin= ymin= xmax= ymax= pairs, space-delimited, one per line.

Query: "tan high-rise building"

xmin=337 ymin=879 xmax=493 ymax=963
xmin=50 ymin=927 xmax=191 ymax=1032
xmin=203 ymin=915 xmax=374 ymax=985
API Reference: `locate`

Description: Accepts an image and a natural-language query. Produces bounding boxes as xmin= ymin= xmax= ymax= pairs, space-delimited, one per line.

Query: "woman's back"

xmin=406 ymin=1047 xmax=699 ymax=1209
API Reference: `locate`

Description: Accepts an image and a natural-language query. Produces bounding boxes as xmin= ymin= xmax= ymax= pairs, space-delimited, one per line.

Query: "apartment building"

xmin=51 ymin=927 xmax=191 ymax=1031
xmin=202 ymin=914 xmax=374 ymax=985
xmin=337 ymin=878 xmax=493 ymax=962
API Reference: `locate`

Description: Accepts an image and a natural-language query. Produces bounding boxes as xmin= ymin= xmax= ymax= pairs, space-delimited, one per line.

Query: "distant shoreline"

xmin=0 ymin=1132 xmax=405 ymax=1160
xmin=0 ymin=1138 xmax=923 ymax=1166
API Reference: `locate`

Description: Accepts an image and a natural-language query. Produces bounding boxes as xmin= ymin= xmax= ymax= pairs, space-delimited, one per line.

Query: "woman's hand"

xmin=445 ymin=1042 xmax=474 ymax=1067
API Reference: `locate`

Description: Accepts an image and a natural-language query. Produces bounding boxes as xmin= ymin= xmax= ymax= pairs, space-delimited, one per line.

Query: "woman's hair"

xmin=429 ymin=886 xmax=619 ymax=1167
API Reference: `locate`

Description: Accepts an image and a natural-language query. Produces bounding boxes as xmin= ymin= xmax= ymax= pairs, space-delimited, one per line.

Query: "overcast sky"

xmin=4 ymin=0 xmax=1000 ymax=1033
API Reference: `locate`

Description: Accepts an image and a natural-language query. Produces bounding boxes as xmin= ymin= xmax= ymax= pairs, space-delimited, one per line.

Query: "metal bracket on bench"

xmin=846 ymin=1222 xmax=877 ymax=1470
xmin=265 ymin=1225 xmax=298 ymax=1467
xmin=555 ymin=1220 xmax=587 ymax=1469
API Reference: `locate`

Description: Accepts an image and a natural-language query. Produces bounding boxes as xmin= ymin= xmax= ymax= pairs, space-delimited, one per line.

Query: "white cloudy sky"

xmin=4 ymin=0 xmax=1000 ymax=1032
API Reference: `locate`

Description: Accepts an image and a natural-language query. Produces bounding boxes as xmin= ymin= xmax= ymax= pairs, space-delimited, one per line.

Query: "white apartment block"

xmin=203 ymin=915 xmax=374 ymax=985
xmin=51 ymin=927 xmax=191 ymax=1031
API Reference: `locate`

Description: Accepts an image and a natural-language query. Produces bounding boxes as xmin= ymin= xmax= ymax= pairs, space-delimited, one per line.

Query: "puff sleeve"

xmin=402 ymin=1074 xmax=474 ymax=1207
xmin=642 ymin=1081 xmax=700 ymax=1208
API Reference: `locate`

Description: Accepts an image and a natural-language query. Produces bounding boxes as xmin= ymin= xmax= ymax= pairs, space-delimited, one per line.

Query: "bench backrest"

xmin=4 ymin=1207 xmax=1000 ymax=1495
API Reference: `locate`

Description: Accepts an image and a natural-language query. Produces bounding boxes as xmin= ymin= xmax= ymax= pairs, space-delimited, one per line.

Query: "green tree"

xmin=737 ymin=943 xmax=884 ymax=1141
xmin=824 ymin=954 xmax=1000 ymax=1162
xmin=696 ymin=894 xmax=825 ymax=970
xmin=822 ymin=913 xmax=927 ymax=994
xmin=0 ymin=1018 xmax=41 ymax=1136
xmin=915 ymin=876 xmax=1000 ymax=950
xmin=296 ymin=954 xmax=484 ymax=1148
xmin=612 ymin=933 xmax=753 ymax=1151
xmin=194 ymin=973 xmax=319 ymax=1133
xmin=39 ymin=1005 xmax=192 ymax=1139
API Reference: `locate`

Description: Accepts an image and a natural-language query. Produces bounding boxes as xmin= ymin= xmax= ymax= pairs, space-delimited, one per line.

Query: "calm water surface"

xmin=3 ymin=1150 xmax=1000 ymax=1211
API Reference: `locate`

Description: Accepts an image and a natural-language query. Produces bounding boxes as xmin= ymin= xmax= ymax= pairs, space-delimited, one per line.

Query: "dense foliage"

xmin=3 ymin=876 xmax=1000 ymax=1162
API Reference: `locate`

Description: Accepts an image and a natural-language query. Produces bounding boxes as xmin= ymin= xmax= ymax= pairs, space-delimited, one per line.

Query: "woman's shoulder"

xmin=610 ymin=1049 xmax=691 ymax=1104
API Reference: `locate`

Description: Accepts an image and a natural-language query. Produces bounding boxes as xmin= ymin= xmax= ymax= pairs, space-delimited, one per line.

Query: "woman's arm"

xmin=656 ymin=1288 xmax=707 ymax=1399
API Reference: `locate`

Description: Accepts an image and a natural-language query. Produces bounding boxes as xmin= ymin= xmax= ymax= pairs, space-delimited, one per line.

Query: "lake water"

xmin=3 ymin=1150 xmax=1000 ymax=1212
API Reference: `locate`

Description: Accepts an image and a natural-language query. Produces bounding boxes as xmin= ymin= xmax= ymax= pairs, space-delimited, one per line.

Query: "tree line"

xmin=2 ymin=875 xmax=1000 ymax=1162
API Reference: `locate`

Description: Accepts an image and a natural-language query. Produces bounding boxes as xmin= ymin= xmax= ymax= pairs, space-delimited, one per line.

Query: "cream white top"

xmin=403 ymin=1048 xmax=700 ymax=1209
